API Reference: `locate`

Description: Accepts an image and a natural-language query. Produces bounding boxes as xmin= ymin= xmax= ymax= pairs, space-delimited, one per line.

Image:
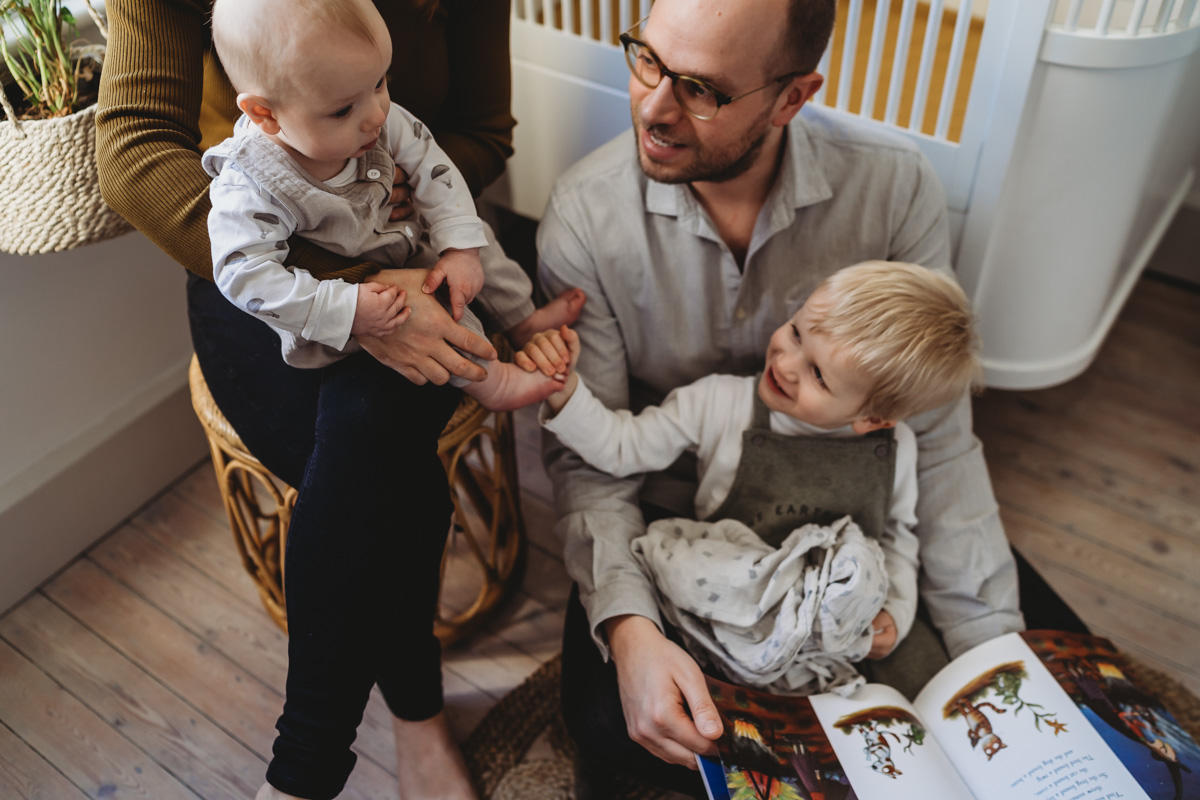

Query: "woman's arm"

xmin=436 ymin=0 xmax=516 ymax=195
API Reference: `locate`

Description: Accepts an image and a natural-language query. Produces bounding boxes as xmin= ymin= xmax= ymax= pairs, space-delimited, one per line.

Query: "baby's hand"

xmin=515 ymin=326 xmax=580 ymax=413
xmin=423 ymin=247 xmax=484 ymax=321
xmin=351 ymin=282 xmax=409 ymax=337
xmin=866 ymin=609 xmax=897 ymax=660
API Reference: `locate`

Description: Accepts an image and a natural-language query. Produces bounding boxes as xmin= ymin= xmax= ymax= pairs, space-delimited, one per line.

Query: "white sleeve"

xmin=540 ymin=376 xmax=715 ymax=478
xmin=385 ymin=104 xmax=487 ymax=254
xmin=881 ymin=422 xmax=921 ymax=642
xmin=208 ymin=169 xmax=358 ymax=350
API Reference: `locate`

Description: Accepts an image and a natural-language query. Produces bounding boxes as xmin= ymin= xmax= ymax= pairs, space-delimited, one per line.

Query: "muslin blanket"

xmin=632 ymin=515 xmax=888 ymax=696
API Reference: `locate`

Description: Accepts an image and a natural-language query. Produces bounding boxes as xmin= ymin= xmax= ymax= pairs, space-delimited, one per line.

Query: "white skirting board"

xmin=0 ymin=364 xmax=207 ymax=615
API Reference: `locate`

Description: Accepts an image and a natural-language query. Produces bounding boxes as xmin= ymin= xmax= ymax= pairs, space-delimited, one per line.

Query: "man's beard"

xmin=634 ymin=113 xmax=772 ymax=185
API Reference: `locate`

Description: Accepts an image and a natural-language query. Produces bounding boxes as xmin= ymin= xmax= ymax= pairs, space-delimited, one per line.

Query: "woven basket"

xmin=0 ymin=43 xmax=133 ymax=255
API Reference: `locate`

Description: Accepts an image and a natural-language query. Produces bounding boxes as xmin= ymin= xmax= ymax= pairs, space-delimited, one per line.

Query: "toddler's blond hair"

xmin=807 ymin=260 xmax=983 ymax=421
xmin=211 ymin=0 xmax=383 ymax=104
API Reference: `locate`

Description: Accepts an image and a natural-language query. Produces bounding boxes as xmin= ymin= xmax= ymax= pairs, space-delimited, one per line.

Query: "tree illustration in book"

xmin=1022 ymin=631 xmax=1198 ymax=800
xmin=942 ymin=661 xmax=1068 ymax=762
xmin=833 ymin=707 xmax=927 ymax=778
xmin=707 ymin=676 xmax=855 ymax=800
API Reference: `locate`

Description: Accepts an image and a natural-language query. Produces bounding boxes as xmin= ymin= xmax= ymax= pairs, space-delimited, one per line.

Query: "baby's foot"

xmin=464 ymin=361 xmax=564 ymax=412
xmin=254 ymin=784 xmax=303 ymax=800
xmin=506 ymin=288 xmax=586 ymax=348
xmin=394 ymin=711 xmax=479 ymax=800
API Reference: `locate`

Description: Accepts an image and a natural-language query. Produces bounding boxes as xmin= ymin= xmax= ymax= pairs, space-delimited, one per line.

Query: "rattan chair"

xmin=187 ymin=347 xmax=525 ymax=644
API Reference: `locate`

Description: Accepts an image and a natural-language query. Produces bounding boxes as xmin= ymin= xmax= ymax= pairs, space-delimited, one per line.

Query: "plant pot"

xmin=0 ymin=47 xmax=132 ymax=255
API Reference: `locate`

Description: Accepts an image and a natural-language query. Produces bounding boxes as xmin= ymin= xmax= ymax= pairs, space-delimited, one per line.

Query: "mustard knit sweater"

xmin=95 ymin=0 xmax=515 ymax=282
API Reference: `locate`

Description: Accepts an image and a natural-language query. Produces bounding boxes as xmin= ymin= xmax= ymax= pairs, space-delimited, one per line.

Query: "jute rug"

xmin=462 ymin=653 xmax=1200 ymax=800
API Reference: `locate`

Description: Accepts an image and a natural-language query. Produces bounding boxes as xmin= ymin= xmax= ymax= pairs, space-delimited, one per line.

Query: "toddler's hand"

xmin=515 ymin=326 xmax=580 ymax=413
xmin=351 ymin=282 xmax=409 ymax=337
xmin=423 ymin=248 xmax=484 ymax=321
xmin=515 ymin=325 xmax=575 ymax=377
xmin=866 ymin=610 xmax=897 ymax=660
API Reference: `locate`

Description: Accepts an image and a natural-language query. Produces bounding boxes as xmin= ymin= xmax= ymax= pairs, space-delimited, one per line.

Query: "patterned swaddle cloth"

xmin=632 ymin=515 xmax=888 ymax=696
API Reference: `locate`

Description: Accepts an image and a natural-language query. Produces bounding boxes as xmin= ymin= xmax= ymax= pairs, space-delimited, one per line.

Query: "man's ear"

xmin=771 ymin=72 xmax=824 ymax=128
xmin=851 ymin=416 xmax=895 ymax=434
xmin=237 ymin=92 xmax=281 ymax=135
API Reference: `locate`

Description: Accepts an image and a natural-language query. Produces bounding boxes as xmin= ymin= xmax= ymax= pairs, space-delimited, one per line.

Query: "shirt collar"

xmin=643 ymin=115 xmax=834 ymax=222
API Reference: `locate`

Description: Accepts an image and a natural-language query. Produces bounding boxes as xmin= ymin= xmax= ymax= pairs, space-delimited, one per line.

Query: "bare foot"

xmin=254 ymin=784 xmax=302 ymax=800
xmin=394 ymin=711 xmax=479 ymax=800
xmin=464 ymin=361 xmax=564 ymax=412
xmin=506 ymin=288 xmax=586 ymax=348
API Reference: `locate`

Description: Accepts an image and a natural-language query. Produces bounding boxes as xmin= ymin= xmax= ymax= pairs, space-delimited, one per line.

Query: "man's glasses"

xmin=619 ymin=20 xmax=801 ymax=121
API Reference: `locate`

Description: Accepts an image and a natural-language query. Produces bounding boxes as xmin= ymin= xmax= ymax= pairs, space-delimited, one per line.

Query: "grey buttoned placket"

xmin=706 ymin=381 xmax=896 ymax=546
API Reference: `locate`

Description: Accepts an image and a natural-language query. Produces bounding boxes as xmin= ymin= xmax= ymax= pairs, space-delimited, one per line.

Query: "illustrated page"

xmin=914 ymin=632 xmax=1151 ymax=800
xmin=808 ymin=682 xmax=975 ymax=799
xmin=1022 ymin=631 xmax=1200 ymax=800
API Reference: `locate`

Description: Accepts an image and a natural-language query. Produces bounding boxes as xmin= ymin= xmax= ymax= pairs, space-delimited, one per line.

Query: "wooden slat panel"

xmin=0 ymin=639 xmax=197 ymax=800
xmin=0 ymin=722 xmax=91 ymax=800
xmin=977 ymin=423 xmax=1200 ymax=542
xmin=130 ymin=492 xmax=263 ymax=610
xmin=0 ymin=595 xmax=264 ymax=799
xmin=998 ymin=505 xmax=1200 ymax=640
xmin=86 ymin=525 xmax=402 ymax=779
xmin=41 ymin=560 xmax=398 ymax=799
xmin=990 ymin=464 xmax=1200 ymax=591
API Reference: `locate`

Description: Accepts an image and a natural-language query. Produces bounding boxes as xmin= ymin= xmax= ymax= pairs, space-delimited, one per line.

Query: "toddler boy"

xmin=525 ymin=261 xmax=983 ymax=694
xmin=205 ymin=0 xmax=581 ymax=409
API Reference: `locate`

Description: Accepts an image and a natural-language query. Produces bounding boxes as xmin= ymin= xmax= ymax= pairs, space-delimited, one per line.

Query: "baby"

xmin=205 ymin=0 xmax=581 ymax=409
xmin=526 ymin=261 xmax=983 ymax=694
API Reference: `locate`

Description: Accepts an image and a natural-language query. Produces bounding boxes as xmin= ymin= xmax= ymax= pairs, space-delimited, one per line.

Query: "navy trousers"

xmin=188 ymin=274 xmax=459 ymax=799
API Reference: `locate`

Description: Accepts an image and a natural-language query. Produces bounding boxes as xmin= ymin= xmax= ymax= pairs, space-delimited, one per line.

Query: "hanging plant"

xmin=0 ymin=0 xmax=132 ymax=255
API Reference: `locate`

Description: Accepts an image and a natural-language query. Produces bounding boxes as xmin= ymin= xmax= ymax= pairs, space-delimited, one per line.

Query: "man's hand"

xmin=867 ymin=609 xmax=897 ymax=659
xmin=422 ymin=248 xmax=484 ymax=321
xmin=357 ymin=268 xmax=497 ymax=385
xmin=389 ymin=166 xmax=414 ymax=221
xmin=350 ymin=282 xmax=409 ymax=337
xmin=605 ymin=615 xmax=723 ymax=768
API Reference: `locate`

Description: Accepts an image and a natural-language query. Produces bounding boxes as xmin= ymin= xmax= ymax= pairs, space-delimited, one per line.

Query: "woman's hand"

xmin=356 ymin=268 xmax=497 ymax=385
xmin=389 ymin=166 xmax=414 ymax=221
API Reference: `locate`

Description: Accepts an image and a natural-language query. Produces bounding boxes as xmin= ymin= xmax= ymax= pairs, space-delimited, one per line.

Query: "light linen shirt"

xmin=541 ymin=373 xmax=920 ymax=640
xmin=537 ymin=104 xmax=1023 ymax=660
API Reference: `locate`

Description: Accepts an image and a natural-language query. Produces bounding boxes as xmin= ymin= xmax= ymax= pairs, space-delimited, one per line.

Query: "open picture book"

xmin=697 ymin=630 xmax=1199 ymax=800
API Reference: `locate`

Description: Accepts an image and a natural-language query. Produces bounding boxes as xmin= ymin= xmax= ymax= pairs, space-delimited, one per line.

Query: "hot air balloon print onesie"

xmin=203 ymin=103 xmax=533 ymax=375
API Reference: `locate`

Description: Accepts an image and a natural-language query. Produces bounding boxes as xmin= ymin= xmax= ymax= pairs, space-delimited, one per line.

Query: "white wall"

xmin=0 ymin=232 xmax=206 ymax=613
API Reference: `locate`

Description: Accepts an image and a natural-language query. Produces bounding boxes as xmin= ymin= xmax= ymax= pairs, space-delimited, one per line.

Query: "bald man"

xmin=535 ymin=0 xmax=1082 ymax=794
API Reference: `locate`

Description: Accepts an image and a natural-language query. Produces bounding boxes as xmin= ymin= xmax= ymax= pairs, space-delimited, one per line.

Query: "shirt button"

xmin=735 ymin=307 xmax=746 ymax=321
xmin=752 ymin=434 xmax=766 ymax=446
xmin=875 ymin=445 xmax=888 ymax=458
xmin=367 ymin=168 xmax=381 ymax=180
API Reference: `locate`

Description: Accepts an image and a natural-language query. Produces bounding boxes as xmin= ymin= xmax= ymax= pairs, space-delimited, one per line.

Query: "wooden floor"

xmin=0 ymin=274 xmax=1197 ymax=798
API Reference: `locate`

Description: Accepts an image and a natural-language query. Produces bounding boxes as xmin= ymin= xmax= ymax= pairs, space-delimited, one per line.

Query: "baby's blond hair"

xmin=211 ymin=0 xmax=383 ymax=104
xmin=806 ymin=261 xmax=983 ymax=421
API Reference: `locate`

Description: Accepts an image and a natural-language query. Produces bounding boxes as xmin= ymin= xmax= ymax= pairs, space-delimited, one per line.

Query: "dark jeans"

xmin=188 ymin=274 xmax=459 ymax=800
xmin=560 ymin=546 xmax=1088 ymax=798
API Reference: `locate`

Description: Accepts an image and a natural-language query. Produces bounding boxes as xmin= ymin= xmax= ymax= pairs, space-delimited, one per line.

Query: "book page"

xmin=913 ymin=632 xmax=1151 ymax=800
xmin=808 ymin=683 xmax=976 ymax=798
xmin=1021 ymin=631 xmax=1200 ymax=800
xmin=706 ymin=675 xmax=973 ymax=799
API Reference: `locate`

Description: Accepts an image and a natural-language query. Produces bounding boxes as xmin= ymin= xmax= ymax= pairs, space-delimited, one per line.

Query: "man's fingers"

xmin=394 ymin=363 xmax=427 ymax=384
xmin=444 ymin=322 xmax=498 ymax=363
xmin=679 ymin=680 xmax=723 ymax=742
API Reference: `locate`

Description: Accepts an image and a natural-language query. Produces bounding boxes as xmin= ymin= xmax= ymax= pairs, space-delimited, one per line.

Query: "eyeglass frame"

xmin=618 ymin=17 xmax=803 ymax=121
